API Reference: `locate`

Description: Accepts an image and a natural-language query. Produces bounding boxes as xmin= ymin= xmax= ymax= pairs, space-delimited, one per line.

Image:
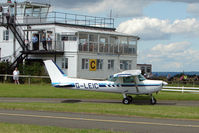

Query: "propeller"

xmin=162 ymin=81 xmax=168 ymax=86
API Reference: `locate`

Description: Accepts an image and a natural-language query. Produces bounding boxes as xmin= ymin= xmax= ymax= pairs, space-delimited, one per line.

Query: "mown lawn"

xmin=0 ymin=123 xmax=126 ymax=133
xmin=0 ymin=83 xmax=122 ymax=99
xmin=0 ymin=83 xmax=199 ymax=101
xmin=0 ymin=83 xmax=199 ymax=120
xmin=0 ymin=102 xmax=199 ymax=120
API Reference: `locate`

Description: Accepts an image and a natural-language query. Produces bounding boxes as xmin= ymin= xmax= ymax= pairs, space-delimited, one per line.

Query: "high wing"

xmin=113 ymin=70 xmax=141 ymax=78
xmin=112 ymin=70 xmax=141 ymax=93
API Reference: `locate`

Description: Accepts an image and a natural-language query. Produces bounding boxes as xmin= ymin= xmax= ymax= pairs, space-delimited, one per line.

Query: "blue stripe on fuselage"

xmin=121 ymin=84 xmax=161 ymax=87
xmin=52 ymin=82 xmax=161 ymax=88
xmin=99 ymin=83 xmax=107 ymax=87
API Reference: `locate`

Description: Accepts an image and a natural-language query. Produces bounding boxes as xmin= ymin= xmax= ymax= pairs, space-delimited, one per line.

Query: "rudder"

xmin=43 ymin=60 xmax=66 ymax=84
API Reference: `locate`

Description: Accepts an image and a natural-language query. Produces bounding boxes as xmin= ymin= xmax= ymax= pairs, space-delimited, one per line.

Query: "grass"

xmin=0 ymin=83 xmax=122 ymax=99
xmin=0 ymin=122 xmax=126 ymax=133
xmin=0 ymin=83 xmax=199 ymax=101
xmin=0 ymin=102 xmax=199 ymax=120
xmin=0 ymin=83 xmax=199 ymax=120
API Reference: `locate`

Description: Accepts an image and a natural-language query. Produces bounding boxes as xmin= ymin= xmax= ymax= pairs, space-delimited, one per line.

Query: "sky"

xmin=5 ymin=0 xmax=199 ymax=72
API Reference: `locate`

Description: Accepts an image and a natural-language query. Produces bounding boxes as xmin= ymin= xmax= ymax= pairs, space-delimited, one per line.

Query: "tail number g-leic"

xmin=75 ymin=83 xmax=99 ymax=89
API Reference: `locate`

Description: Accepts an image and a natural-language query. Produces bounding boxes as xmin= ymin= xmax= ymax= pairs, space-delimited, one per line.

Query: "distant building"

xmin=137 ymin=64 xmax=152 ymax=77
xmin=0 ymin=1 xmax=140 ymax=79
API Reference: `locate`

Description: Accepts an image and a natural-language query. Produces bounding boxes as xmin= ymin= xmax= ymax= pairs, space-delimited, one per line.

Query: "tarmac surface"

xmin=0 ymin=109 xmax=199 ymax=133
xmin=0 ymin=98 xmax=199 ymax=132
xmin=0 ymin=97 xmax=199 ymax=106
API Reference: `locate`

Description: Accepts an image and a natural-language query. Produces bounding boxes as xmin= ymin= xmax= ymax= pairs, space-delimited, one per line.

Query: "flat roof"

xmin=64 ymin=26 xmax=140 ymax=39
xmin=51 ymin=24 xmax=139 ymax=39
xmin=0 ymin=1 xmax=50 ymax=8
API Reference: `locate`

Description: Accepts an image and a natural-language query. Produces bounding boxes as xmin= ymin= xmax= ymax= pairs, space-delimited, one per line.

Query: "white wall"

xmin=77 ymin=53 xmax=137 ymax=79
xmin=53 ymin=53 xmax=78 ymax=78
xmin=0 ymin=27 xmax=21 ymax=62
xmin=64 ymin=41 xmax=78 ymax=52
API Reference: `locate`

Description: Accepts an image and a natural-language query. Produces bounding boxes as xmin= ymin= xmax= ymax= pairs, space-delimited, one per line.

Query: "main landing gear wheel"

xmin=150 ymin=97 xmax=157 ymax=105
xmin=127 ymin=96 xmax=133 ymax=103
xmin=122 ymin=98 xmax=130 ymax=104
xmin=122 ymin=95 xmax=133 ymax=104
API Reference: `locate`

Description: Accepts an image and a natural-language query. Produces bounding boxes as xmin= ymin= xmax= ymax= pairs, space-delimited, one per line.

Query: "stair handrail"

xmin=8 ymin=19 xmax=28 ymax=50
xmin=14 ymin=19 xmax=26 ymax=41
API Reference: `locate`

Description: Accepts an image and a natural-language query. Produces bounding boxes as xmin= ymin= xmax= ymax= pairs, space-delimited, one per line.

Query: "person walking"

xmin=13 ymin=67 xmax=20 ymax=84
xmin=41 ymin=34 xmax=47 ymax=50
xmin=47 ymin=34 xmax=52 ymax=50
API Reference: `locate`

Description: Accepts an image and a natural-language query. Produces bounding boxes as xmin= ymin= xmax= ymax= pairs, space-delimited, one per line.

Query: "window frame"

xmin=108 ymin=59 xmax=114 ymax=70
xmin=120 ymin=60 xmax=132 ymax=70
xmin=97 ymin=59 xmax=103 ymax=70
xmin=62 ymin=58 xmax=68 ymax=69
xmin=3 ymin=30 xmax=9 ymax=41
xmin=82 ymin=58 xmax=89 ymax=70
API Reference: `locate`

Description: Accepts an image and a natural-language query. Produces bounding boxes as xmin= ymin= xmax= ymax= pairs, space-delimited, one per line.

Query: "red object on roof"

xmin=7 ymin=0 xmax=12 ymax=3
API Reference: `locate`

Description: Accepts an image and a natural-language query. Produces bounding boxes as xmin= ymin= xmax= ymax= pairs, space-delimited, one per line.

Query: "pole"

xmin=13 ymin=1 xmax=17 ymax=59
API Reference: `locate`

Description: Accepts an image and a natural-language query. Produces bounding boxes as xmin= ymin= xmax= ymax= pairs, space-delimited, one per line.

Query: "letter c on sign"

xmin=91 ymin=61 xmax=95 ymax=69
xmin=89 ymin=59 xmax=96 ymax=71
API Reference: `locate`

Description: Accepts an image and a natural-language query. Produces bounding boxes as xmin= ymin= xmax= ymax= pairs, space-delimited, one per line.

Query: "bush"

xmin=0 ymin=61 xmax=12 ymax=83
xmin=17 ymin=61 xmax=49 ymax=84
xmin=0 ymin=61 xmax=50 ymax=84
xmin=0 ymin=61 xmax=11 ymax=74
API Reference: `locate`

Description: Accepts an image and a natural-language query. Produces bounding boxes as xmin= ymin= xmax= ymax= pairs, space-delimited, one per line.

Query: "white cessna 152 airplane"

xmin=44 ymin=60 xmax=168 ymax=104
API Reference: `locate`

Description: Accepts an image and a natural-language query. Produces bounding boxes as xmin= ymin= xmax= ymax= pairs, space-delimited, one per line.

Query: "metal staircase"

xmin=7 ymin=21 xmax=29 ymax=68
xmin=8 ymin=23 xmax=28 ymax=50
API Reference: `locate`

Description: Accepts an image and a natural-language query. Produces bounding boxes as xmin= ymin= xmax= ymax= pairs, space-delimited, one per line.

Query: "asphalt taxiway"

xmin=0 ymin=98 xmax=199 ymax=132
xmin=0 ymin=97 xmax=199 ymax=106
xmin=0 ymin=109 xmax=198 ymax=133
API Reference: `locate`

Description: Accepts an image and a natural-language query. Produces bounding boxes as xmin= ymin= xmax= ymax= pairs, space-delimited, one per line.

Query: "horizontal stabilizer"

xmin=52 ymin=83 xmax=74 ymax=88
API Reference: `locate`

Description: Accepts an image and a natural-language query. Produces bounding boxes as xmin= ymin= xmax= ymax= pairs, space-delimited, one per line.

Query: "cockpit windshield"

xmin=138 ymin=74 xmax=146 ymax=81
xmin=108 ymin=75 xmax=117 ymax=82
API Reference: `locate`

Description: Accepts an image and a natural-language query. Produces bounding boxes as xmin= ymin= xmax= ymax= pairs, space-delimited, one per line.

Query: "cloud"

xmin=160 ymin=0 xmax=199 ymax=3
xmin=187 ymin=3 xmax=199 ymax=16
xmin=13 ymin=0 xmax=199 ymax=17
xmin=83 ymin=0 xmax=151 ymax=17
xmin=139 ymin=41 xmax=199 ymax=71
xmin=17 ymin=0 xmax=151 ymax=17
xmin=117 ymin=17 xmax=170 ymax=40
xmin=117 ymin=17 xmax=199 ymax=40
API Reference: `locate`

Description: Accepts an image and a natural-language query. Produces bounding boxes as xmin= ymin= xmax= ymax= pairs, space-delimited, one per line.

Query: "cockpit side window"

xmin=138 ymin=74 xmax=146 ymax=81
xmin=123 ymin=76 xmax=135 ymax=83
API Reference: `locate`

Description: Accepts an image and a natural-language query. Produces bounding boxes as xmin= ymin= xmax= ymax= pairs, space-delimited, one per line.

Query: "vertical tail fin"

xmin=43 ymin=60 xmax=66 ymax=84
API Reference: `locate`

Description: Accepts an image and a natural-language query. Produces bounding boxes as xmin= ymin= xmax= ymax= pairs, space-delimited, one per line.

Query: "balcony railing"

xmin=27 ymin=40 xmax=64 ymax=52
xmin=16 ymin=11 xmax=114 ymax=29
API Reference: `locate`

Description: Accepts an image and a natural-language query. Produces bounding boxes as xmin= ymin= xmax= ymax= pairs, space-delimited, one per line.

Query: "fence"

xmin=162 ymin=86 xmax=199 ymax=93
xmin=166 ymin=81 xmax=199 ymax=87
xmin=0 ymin=74 xmax=50 ymax=84
xmin=1 ymin=74 xmax=199 ymax=93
